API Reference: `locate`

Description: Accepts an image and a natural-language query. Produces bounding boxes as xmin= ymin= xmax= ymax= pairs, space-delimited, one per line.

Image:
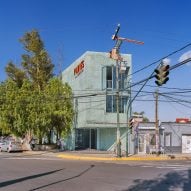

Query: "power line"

xmin=160 ymin=94 xmax=191 ymax=117
xmin=135 ymin=83 xmax=191 ymax=91
xmin=129 ymin=57 xmax=191 ymax=90
xmin=129 ymin=42 xmax=191 ymax=78
xmin=160 ymin=93 xmax=191 ymax=109
xmin=134 ymin=98 xmax=191 ymax=104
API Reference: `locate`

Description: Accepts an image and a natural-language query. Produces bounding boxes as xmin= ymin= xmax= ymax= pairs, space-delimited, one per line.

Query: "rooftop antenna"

xmin=110 ymin=24 xmax=144 ymax=61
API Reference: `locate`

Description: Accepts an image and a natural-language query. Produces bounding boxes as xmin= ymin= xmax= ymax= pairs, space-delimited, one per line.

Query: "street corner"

xmin=119 ymin=156 xmax=171 ymax=161
xmin=57 ymin=153 xmax=116 ymax=161
xmin=56 ymin=150 xmax=191 ymax=162
xmin=133 ymin=154 xmax=191 ymax=161
xmin=56 ymin=153 xmax=178 ymax=162
xmin=119 ymin=154 xmax=190 ymax=161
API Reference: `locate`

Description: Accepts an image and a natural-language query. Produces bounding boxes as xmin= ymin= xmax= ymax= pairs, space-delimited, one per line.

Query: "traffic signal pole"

xmin=155 ymin=89 xmax=159 ymax=154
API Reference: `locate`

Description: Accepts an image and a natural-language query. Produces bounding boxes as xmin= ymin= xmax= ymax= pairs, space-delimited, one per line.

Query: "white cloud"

xmin=179 ymin=51 xmax=191 ymax=64
xmin=162 ymin=58 xmax=171 ymax=65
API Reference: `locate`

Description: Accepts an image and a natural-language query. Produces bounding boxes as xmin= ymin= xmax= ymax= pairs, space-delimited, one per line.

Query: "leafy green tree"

xmin=0 ymin=29 xmax=74 ymax=147
xmin=5 ymin=62 xmax=26 ymax=88
xmin=45 ymin=78 xmax=74 ymax=140
xmin=15 ymin=80 xmax=36 ymax=139
xmin=0 ymin=80 xmax=19 ymax=135
xmin=20 ymin=30 xmax=54 ymax=91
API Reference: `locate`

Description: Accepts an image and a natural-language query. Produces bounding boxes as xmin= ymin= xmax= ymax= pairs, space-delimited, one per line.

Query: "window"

xmin=104 ymin=66 xmax=128 ymax=90
xmin=164 ymin=133 xmax=172 ymax=147
xmin=106 ymin=95 xmax=127 ymax=113
xmin=106 ymin=67 xmax=112 ymax=89
xmin=106 ymin=66 xmax=115 ymax=89
xmin=104 ymin=65 xmax=129 ymax=113
xmin=106 ymin=95 xmax=113 ymax=113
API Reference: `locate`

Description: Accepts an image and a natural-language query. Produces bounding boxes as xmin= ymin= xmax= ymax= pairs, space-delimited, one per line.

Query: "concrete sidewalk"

xmin=23 ymin=149 xmax=191 ymax=161
xmin=56 ymin=150 xmax=191 ymax=161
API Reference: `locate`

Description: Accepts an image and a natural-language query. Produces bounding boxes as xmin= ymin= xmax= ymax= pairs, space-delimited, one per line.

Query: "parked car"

xmin=0 ymin=141 xmax=4 ymax=152
xmin=0 ymin=140 xmax=23 ymax=152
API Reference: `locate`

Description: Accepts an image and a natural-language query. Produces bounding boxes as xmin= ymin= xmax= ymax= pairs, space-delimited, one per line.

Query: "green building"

xmin=62 ymin=51 xmax=133 ymax=154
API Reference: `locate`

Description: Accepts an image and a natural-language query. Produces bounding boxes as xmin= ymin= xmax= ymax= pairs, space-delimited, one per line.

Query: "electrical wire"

xmin=159 ymin=94 xmax=191 ymax=109
xmin=161 ymin=95 xmax=191 ymax=122
xmin=128 ymin=42 xmax=191 ymax=78
xmin=135 ymin=83 xmax=191 ymax=91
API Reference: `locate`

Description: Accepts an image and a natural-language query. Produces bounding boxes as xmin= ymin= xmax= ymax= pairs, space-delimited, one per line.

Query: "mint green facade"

xmin=62 ymin=51 xmax=133 ymax=154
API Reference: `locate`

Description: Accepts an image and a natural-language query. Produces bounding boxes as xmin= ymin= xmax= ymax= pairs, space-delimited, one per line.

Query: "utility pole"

xmin=155 ymin=89 xmax=159 ymax=155
xmin=126 ymin=87 xmax=132 ymax=156
xmin=116 ymin=59 xmax=121 ymax=157
xmin=109 ymin=24 xmax=144 ymax=157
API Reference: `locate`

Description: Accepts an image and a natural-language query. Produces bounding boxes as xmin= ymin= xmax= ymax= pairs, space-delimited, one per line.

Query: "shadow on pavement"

xmin=29 ymin=165 xmax=95 ymax=191
xmin=0 ymin=168 xmax=64 ymax=188
xmin=122 ymin=169 xmax=191 ymax=191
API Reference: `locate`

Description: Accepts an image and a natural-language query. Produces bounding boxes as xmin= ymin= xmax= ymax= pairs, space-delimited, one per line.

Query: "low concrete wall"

xmin=164 ymin=146 xmax=182 ymax=154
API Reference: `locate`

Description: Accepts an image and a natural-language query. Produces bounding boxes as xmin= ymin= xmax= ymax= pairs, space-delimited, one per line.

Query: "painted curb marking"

xmin=57 ymin=154 xmax=186 ymax=161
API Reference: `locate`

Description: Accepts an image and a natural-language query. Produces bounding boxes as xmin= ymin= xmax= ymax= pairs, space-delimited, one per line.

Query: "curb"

xmin=57 ymin=154 xmax=187 ymax=161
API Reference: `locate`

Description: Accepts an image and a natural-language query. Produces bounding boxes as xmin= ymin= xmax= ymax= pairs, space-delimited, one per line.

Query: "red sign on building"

xmin=74 ymin=60 xmax=84 ymax=77
xmin=176 ymin=118 xmax=190 ymax=123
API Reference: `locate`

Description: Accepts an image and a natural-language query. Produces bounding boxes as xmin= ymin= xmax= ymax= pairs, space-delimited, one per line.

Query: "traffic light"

xmin=128 ymin=118 xmax=134 ymax=133
xmin=154 ymin=64 xmax=170 ymax=86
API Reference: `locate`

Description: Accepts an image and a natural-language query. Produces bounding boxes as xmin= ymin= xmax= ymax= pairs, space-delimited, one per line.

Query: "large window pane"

xmin=106 ymin=95 xmax=127 ymax=113
xmin=104 ymin=66 xmax=128 ymax=90
xmin=113 ymin=95 xmax=117 ymax=112
xmin=106 ymin=95 xmax=112 ymax=112
xmin=106 ymin=66 xmax=112 ymax=80
xmin=106 ymin=66 xmax=112 ymax=89
xmin=120 ymin=96 xmax=127 ymax=113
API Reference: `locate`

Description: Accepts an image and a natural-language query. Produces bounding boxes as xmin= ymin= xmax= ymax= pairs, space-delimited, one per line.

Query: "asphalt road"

xmin=0 ymin=152 xmax=191 ymax=191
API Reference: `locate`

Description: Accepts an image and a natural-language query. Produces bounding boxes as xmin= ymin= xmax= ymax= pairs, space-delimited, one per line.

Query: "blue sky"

xmin=1 ymin=0 xmax=191 ymax=121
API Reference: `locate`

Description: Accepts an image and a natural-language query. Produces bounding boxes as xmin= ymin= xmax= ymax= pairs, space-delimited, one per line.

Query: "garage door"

xmin=182 ymin=135 xmax=191 ymax=153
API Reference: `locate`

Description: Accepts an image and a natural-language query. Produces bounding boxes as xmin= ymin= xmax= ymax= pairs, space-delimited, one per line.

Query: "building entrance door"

xmin=90 ymin=129 xmax=97 ymax=149
xmin=75 ymin=129 xmax=97 ymax=150
xmin=138 ymin=134 xmax=146 ymax=154
xmin=182 ymin=135 xmax=191 ymax=153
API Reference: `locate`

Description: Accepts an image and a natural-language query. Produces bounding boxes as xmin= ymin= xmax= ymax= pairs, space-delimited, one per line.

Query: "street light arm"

xmin=117 ymin=37 xmax=144 ymax=45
